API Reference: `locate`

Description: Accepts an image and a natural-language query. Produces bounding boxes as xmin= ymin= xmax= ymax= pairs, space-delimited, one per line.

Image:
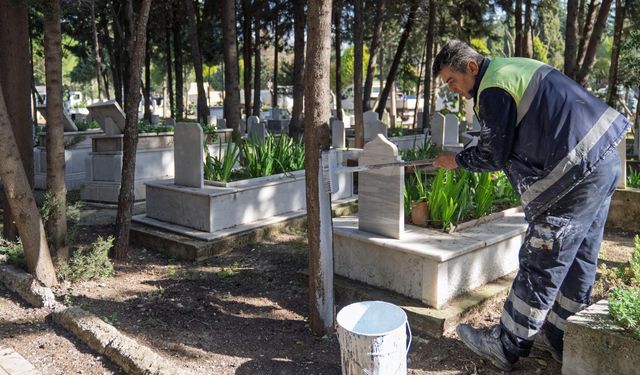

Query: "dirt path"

xmin=0 ymin=226 xmax=636 ymax=374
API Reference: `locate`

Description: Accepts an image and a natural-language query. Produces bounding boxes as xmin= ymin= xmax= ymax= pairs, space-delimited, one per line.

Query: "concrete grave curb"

xmin=0 ymin=263 xmax=191 ymax=375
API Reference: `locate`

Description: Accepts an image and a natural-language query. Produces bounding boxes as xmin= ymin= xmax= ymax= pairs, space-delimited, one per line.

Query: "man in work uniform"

xmin=432 ymin=40 xmax=630 ymax=371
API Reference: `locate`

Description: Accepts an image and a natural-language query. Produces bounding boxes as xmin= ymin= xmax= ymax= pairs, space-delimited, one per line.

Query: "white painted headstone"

xmin=363 ymin=112 xmax=388 ymax=143
xmin=358 ymin=134 xmax=404 ymax=239
xmin=444 ymin=114 xmax=460 ymax=144
xmin=86 ymin=100 xmax=126 ymax=135
xmin=174 ymin=122 xmax=204 ymax=188
xmin=363 ymin=110 xmax=379 ymax=124
xmin=430 ymin=112 xmax=445 ymax=147
xmin=331 ymin=118 xmax=345 ymax=149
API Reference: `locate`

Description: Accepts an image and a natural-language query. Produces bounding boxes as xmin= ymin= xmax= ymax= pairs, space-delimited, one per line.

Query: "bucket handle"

xmin=405 ymin=321 xmax=412 ymax=355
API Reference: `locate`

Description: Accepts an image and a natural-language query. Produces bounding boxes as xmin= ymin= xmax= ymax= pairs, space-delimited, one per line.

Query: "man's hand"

xmin=433 ymin=151 xmax=458 ymax=170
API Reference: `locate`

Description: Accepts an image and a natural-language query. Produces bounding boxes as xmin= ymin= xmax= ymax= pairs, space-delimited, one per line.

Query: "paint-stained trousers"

xmin=499 ymin=151 xmax=621 ymax=358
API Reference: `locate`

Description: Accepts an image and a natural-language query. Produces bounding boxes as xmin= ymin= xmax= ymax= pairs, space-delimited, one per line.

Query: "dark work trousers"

xmin=499 ymin=151 xmax=622 ymax=358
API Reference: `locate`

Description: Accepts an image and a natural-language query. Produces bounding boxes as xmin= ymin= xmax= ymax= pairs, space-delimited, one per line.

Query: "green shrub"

xmin=204 ymin=140 xmax=239 ymax=182
xmin=241 ymin=133 xmax=305 ymax=179
xmin=628 ymin=168 xmax=640 ymax=188
xmin=58 ymin=236 xmax=115 ymax=282
xmin=138 ymin=120 xmax=174 ymax=134
xmin=609 ymin=287 xmax=640 ymax=339
xmin=76 ymin=119 xmax=100 ymax=131
xmin=0 ymin=238 xmax=25 ymax=268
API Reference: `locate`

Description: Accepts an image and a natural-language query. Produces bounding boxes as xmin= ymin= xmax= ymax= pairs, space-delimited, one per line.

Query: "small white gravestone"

xmin=164 ymin=118 xmax=177 ymax=127
xmin=248 ymin=118 xmax=266 ymax=142
xmin=87 ymin=100 xmax=126 ymax=135
xmin=363 ymin=112 xmax=388 ymax=143
xmin=358 ymin=134 xmax=404 ymax=239
xmin=246 ymin=116 xmax=259 ymax=135
xmin=430 ymin=112 xmax=446 ymax=147
xmin=174 ymin=122 xmax=204 ymax=188
xmin=363 ymin=110 xmax=379 ymax=124
xmin=444 ymin=114 xmax=460 ymax=144
xmin=36 ymin=105 xmax=78 ymax=132
xmin=331 ymin=118 xmax=345 ymax=149
xmin=208 ymin=115 xmax=217 ymax=126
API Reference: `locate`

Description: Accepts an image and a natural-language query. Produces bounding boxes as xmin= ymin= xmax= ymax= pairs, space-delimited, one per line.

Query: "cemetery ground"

xmin=0 ymin=208 xmax=636 ymax=375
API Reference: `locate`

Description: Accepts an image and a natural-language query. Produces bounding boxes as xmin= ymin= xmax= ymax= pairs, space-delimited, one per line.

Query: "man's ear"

xmin=467 ymin=60 xmax=479 ymax=75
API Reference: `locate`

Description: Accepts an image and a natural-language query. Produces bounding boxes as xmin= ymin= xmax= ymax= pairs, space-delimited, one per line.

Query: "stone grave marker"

xmin=358 ymin=134 xmax=404 ymax=239
xmin=430 ymin=112 xmax=446 ymax=147
xmin=248 ymin=116 xmax=266 ymax=142
xmin=174 ymin=122 xmax=204 ymax=188
xmin=217 ymin=118 xmax=226 ymax=129
xmin=363 ymin=112 xmax=388 ymax=143
xmin=87 ymin=100 xmax=126 ymax=135
xmin=36 ymin=105 xmax=78 ymax=132
xmin=331 ymin=118 xmax=345 ymax=149
xmin=444 ymin=114 xmax=460 ymax=144
xmin=363 ymin=110 xmax=379 ymax=124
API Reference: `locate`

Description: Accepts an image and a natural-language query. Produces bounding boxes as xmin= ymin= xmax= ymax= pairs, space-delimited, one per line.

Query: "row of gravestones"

xmin=330 ymin=110 xmax=467 ymax=149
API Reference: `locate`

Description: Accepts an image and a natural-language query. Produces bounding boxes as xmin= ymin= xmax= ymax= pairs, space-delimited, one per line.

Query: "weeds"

xmin=138 ymin=120 xmax=174 ymax=134
xmin=628 ymin=167 xmax=640 ymax=188
xmin=204 ymin=139 xmax=239 ymax=182
xmin=609 ymin=287 xmax=640 ymax=339
xmin=0 ymin=238 xmax=25 ymax=268
xmin=57 ymin=236 xmax=115 ymax=282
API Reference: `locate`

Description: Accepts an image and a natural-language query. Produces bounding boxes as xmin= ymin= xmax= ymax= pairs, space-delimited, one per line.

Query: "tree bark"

xmin=112 ymin=0 xmax=152 ymax=260
xmin=363 ymin=0 xmax=385 ymax=111
xmin=102 ymin=10 xmax=123 ymax=105
xmin=91 ymin=0 xmax=104 ymax=100
xmin=564 ymin=0 xmax=579 ymax=78
xmin=575 ymin=0 xmax=613 ymax=85
xmin=253 ymin=15 xmax=262 ymax=116
xmin=333 ymin=0 xmax=342 ymax=120
xmin=242 ymin=0 xmax=253 ymax=116
xmin=42 ymin=0 xmax=68 ymax=262
xmin=353 ymin=0 xmax=364 ymax=147
xmin=184 ymin=0 xmax=208 ymax=124
xmin=515 ymin=0 xmax=523 ymax=56
xmin=0 ymin=0 xmax=34 ymax=241
xmin=606 ymin=0 xmax=626 ymax=106
xmin=289 ymin=0 xmax=306 ymax=139
xmin=173 ymin=2 xmax=184 ymax=119
xmin=165 ymin=22 xmax=175 ymax=118
xmin=221 ymin=0 xmax=242 ymax=144
xmin=376 ymin=5 xmax=418 ymax=118
xmin=523 ymin=0 xmax=532 ymax=57
xmin=304 ymin=0 xmax=334 ymax=337
xmin=273 ymin=3 xmax=279 ymax=109
xmin=576 ymin=0 xmax=598 ymax=69
xmin=421 ymin=0 xmax=436 ymax=130
xmin=143 ymin=33 xmax=152 ymax=121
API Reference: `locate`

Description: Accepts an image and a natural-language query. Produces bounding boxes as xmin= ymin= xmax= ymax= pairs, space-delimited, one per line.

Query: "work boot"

xmin=533 ymin=332 xmax=562 ymax=363
xmin=456 ymin=324 xmax=514 ymax=372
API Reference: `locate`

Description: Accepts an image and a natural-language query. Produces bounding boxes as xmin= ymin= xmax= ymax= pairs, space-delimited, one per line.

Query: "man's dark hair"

xmin=432 ymin=40 xmax=485 ymax=77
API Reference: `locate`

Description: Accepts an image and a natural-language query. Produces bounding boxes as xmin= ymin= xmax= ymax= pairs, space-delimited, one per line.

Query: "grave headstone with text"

xmin=248 ymin=117 xmax=267 ymax=142
xmin=174 ymin=122 xmax=204 ymax=188
xmin=358 ymin=134 xmax=404 ymax=239
xmin=430 ymin=112 xmax=446 ymax=147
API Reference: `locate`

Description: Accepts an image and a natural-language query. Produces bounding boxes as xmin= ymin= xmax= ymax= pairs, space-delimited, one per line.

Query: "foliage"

xmin=40 ymin=191 xmax=83 ymax=243
xmin=0 ymin=238 xmax=25 ymax=269
xmin=76 ymin=119 xmax=100 ymax=131
xmin=138 ymin=120 xmax=174 ymax=134
xmin=201 ymin=123 xmax=219 ymax=144
xmin=532 ymin=36 xmax=549 ymax=64
xmin=597 ymin=236 xmax=640 ymax=294
xmin=470 ymin=38 xmax=491 ymax=55
xmin=204 ymin=140 xmax=239 ymax=182
xmin=241 ymin=133 xmax=305 ymax=179
xmin=609 ymin=287 xmax=640 ymax=339
xmin=57 ymin=236 xmax=115 ymax=282
xmin=618 ymin=31 xmax=640 ymax=89
xmin=628 ymin=167 xmax=640 ymax=189
xmin=340 ymin=45 xmax=370 ymax=88
xmin=400 ymin=141 xmax=439 ymax=162
xmin=474 ymin=172 xmax=494 ymax=218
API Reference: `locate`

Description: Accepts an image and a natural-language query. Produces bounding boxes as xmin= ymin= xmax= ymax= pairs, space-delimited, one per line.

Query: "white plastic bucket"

xmin=337 ymin=301 xmax=411 ymax=375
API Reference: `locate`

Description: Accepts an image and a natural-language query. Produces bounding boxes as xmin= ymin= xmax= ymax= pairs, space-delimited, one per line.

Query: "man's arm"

xmin=453 ymin=88 xmax=517 ymax=172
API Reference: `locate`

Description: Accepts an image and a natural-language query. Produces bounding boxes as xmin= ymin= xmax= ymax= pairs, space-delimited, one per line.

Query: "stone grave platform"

xmin=333 ymin=208 xmax=526 ymax=309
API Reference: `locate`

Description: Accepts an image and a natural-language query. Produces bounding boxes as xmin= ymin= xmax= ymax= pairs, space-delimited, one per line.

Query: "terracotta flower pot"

xmin=411 ymin=201 xmax=429 ymax=227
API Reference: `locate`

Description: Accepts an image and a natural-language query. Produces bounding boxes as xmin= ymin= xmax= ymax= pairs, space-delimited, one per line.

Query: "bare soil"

xmin=1 ymin=223 xmax=636 ymax=375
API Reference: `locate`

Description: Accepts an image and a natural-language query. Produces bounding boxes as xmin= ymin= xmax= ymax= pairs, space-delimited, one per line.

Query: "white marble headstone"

xmin=174 ymin=122 xmax=204 ymax=188
xmin=430 ymin=112 xmax=445 ymax=147
xmin=331 ymin=118 xmax=345 ymax=149
xmin=36 ymin=105 xmax=78 ymax=132
xmin=444 ymin=114 xmax=460 ymax=144
xmin=248 ymin=118 xmax=266 ymax=142
xmin=363 ymin=115 xmax=388 ymax=143
xmin=87 ymin=100 xmax=126 ymax=135
xmin=358 ymin=134 xmax=404 ymax=239
xmin=363 ymin=110 xmax=379 ymax=124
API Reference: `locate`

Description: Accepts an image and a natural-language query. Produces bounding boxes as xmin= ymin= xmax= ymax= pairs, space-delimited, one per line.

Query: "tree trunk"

xmin=376 ymin=6 xmax=418 ymax=118
xmin=252 ymin=15 xmax=261 ymax=116
xmin=110 ymin=2 xmax=126 ymax=106
xmin=242 ymin=0 xmax=253 ymax=116
xmin=165 ymin=23 xmax=175 ymax=118
xmin=102 ymin=12 xmax=122 ymax=105
xmin=91 ymin=0 xmax=104 ymax=100
xmin=421 ymin=0 xmax=436 ymax=130
xmin=303 ymin=0 xmax=334 ymax=337
xmin=606 ymin=0 xmax=626 ymax=107
xmin=289 ymin=0 xmax=305 ymax=139
xmin=576 ymin=0 xmax=597 ymax=69
xmin=42 ymin=0 xmax=68 ymax=262
xmin=575 ymin=0 xmax=613 ymax=85
xmin=143 ymin=34 xmax=152 ymax=121
xmin=112 ymin=0 xmax=152 ymax=260
xmin=363 ymin=0 xmax=385 ymax=111
xmin=413 ymin=35 xmax=427 ymax=129
xmin=564 ymin=0 xmax=579 ymax=78
xmin=523 ymin=0 xmax=532 ymax=57
xmin=173 ymin=2 xmax=184 ymax=119
xmin=221 ymin=0 xmax=242 ymax=144
xmin=0 ymin=0 xmax=34 ymax=241
xmin=184 ymin=0 xmax=208 ymax=124
xmin=273 ymin=7 xmax=279 ymax=109
xmin=353 ymin=0 xmax=364 ymax=147
xmin=333 ymin=0 xmax=342 ymax=120
xmin=515 ymin=0 xmax=523 ymax=56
